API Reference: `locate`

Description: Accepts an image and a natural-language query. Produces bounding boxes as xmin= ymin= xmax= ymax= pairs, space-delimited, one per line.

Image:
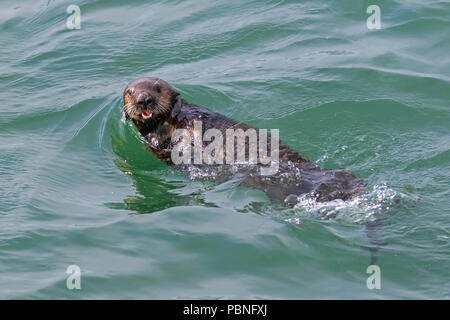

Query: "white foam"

xmin=284 ymin=182 xmax=400 ymax=225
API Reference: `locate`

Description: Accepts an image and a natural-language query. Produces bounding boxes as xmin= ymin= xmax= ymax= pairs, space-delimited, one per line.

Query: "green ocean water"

xmin=1 ymin=0 xmax=449 ymax=299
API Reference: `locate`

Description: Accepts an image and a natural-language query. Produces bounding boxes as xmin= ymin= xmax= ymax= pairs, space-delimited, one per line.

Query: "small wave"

xmin=284 ymin=182 xmax=401 ymax=225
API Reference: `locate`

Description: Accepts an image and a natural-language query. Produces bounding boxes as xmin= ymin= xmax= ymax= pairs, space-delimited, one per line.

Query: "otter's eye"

xmin=126 ymin=89 xmax=132 ymax=95
xmin=155 ymin=85 xmax=161 ymax=93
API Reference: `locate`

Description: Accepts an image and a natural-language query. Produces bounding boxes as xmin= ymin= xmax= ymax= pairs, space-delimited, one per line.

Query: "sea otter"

xmin=122 ymin=77 xmax=364 ymax=203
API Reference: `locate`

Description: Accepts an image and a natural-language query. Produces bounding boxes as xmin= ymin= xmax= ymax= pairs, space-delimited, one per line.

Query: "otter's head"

xmin=122 ymin=77 xmax=180 ymax=125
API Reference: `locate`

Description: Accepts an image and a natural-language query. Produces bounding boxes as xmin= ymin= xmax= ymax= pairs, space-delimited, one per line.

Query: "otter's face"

xmin=123 ymin=77 xmax=179 ymax=123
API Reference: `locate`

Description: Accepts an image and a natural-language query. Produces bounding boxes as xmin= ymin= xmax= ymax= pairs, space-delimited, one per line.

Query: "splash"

xmin=284 ymin=182 xmax=400 ymax=225
xmin=180 ymin=163 xmax=256 ymax=181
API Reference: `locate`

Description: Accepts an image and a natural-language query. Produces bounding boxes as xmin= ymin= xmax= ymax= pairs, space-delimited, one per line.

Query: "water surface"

xmin=1 ymin=0 xmax=449 ymax=299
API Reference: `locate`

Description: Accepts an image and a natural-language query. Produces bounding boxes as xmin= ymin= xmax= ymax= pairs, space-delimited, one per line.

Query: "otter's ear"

xmin=172 ymin=90 xmax=181 ymax=107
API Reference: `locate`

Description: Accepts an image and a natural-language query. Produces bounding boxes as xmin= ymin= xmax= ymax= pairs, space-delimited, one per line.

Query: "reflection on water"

xmin=109 ymin=118 xmax=222 ymax=213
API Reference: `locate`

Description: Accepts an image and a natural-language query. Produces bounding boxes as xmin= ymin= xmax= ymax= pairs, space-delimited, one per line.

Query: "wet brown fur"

xmin=123 ymin=77 xmax=364 ymax=203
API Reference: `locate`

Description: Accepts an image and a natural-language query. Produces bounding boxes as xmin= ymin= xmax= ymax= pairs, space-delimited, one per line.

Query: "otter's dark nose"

xmin=136 ymin=93 xmax=152 ymax=106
